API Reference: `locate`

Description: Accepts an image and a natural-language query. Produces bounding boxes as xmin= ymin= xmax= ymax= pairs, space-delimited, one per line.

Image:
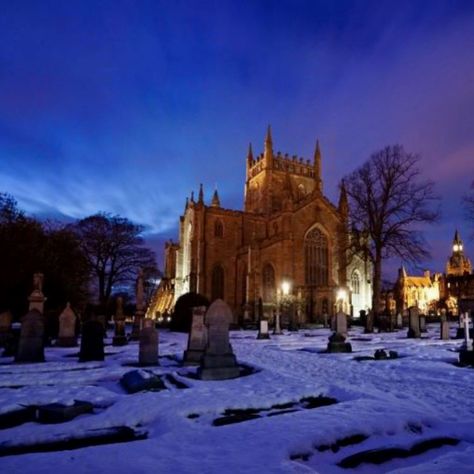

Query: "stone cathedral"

xmin=149 ymin=127 xmax=372 ymax=323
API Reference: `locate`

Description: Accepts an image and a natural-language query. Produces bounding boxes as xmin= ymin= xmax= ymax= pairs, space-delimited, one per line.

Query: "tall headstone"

xmin=335 ymin=312 xmax=348 ymax=336
xmin=28 ymin=273 xmax=45 ymax=314
xmin=327 ymin=312 xmax=352 ymax=353
xmin=440 ymin=314 xmax=450 ymax=341
xmin=15 ymin=309 xmax=45 ymax=362
xmin=0 ymin=311 xmax=13 ymax=347
xmin=183 ymin=306 xmax=208 ymax=365
xmin=419 ymin=314 xmax=427 ymax=333
xmin=79 ymin=320 xmax=104 ymax=362
xmin=459 ymin=314 xmax=474 ymax=366
xmin=273 ymin=307 xmax=282 ymax=335
xmin=57 ymin=303 xmax=77 ymax=347
xmin=131 ymin=269 xmax=145 ymax=340
xmin=112 ymin=296 xmax=128 ymax=346
xmin=407 ymin=306 xmax=421 ymax=338
xmin=139 ymin=319 xmax=158 ymax=366
xmin=257 ymin=319 xmax=270 ymax=339
xmin=396 ymin=313 xmax=403 ymax=329
xmin=198 ymin=299 xmax=240 ymax=380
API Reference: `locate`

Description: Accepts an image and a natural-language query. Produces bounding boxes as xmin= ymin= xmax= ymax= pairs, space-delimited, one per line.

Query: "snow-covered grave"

xmin=1 ymin=323 xmax=474 ymax=473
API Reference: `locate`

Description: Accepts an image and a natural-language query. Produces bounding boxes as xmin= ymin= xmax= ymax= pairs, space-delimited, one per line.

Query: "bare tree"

xmin=70 ymin=213 xmax=157 ymax=312
xmin=343 ymin=145 xmax=439 ymax=332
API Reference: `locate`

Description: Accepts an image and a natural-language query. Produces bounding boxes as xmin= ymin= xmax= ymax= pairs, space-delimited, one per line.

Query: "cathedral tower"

xmin=446 ymin=230 xmax=472 ymax=276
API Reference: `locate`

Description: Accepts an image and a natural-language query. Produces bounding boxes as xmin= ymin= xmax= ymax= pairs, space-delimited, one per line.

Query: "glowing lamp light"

xmin=337 ymin=288 xmax=347 ymax=301
xmin=281 ymin=280 xmax=291 ymax=295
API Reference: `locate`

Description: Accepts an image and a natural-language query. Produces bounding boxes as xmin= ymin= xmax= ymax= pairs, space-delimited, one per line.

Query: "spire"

xmin=314 ymin=139 xmax=322 ymax=193
xmin=338 ymin=179 xmax=348 ymax=217
xmin=198 ymin=183 xmax=204 ymax=204
xmin=399 ymin=265 xmax=407 ymax=279
xmin=247 ymin=142 xmax=254 ymax=163
xmin=211 ymin=188 xmax=221 ymax=207
xmin=184 ymin=196 xmax=189 ymax=212
xmin=263 ymin=125 xmax=273 ymax=166
xmin=453 ymin=229 xmax=463 ymax=253
xmin=190 ymin=191 xmax=195 ymax=203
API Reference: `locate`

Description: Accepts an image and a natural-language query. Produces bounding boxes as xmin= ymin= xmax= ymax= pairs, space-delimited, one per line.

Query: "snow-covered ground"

xmin=0 ymin=324 xmax=473 ymax=474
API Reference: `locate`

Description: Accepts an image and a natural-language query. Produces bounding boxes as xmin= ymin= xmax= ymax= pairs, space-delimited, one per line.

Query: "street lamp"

xmin=281 ymin=280 xmax=291 ymax=296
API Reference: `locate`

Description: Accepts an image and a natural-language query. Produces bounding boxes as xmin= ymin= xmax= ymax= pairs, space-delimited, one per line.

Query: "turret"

xmin=314 ymin=139 xmax=322 ymax=193
xmin=247 ymin=143 xmax=254 ymax=169
xmin=211 ymin=188 xmax=221 ymax=208
xmin=198 ymin=183 xmax=204 ymax=205
xmin=263 ymin=125 xmax=273 ymax=168
xmin=338 ymin=179 xmax=349 ymax=218
xmin=453 ymin=230 xmax=463 ymax=253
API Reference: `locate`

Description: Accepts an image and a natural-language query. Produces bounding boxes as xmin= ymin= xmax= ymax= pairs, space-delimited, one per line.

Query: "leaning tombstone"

xmin=112 ymin=297 xmax=128 ymax=346
xmin=440 ymin=313 xmax=450 ymax=341
xmin=139 ymin=319 xmax=158 ymax=366
xmin=183 ymin=306 xmax=207 ymax=365
xmin=15 ymin=309 xmax=45 ymax=362
xmin=407 ymin=306 xmax=421 ymax=338
xmin=0 ymin=311 xmax=13 ymax=347
xmin=198 ymin=299 xmax=240 ymax=380
xmin=57 ymin=303 xmax=77 ymax=347
xmin=79 ymin=320 xmax=104 ymax=362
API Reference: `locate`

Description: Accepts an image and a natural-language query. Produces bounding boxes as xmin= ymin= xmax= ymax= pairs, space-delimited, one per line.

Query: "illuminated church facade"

xmin=150 ymin=128 xmax=373 ymax=323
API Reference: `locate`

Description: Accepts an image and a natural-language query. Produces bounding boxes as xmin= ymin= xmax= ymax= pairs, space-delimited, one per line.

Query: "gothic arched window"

xmin=262 ymin=263 xmax=276 ymax=302
xmin=214 ymin=220 xmax=224 ymax=238
xmin=211 ymin=264 xmax=225 ymax=301
xmin=351 ymin=271 xmax=360 ymax=294
xmin=304 ymin=227 xmax=328 ymax=286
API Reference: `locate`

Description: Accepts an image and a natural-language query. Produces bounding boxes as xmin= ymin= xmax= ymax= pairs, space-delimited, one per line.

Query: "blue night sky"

xmin=1 ymin=0 xmax=474 ymax=279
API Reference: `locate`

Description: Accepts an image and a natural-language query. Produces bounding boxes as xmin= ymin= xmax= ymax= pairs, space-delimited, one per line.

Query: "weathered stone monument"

xmin=79 ymin=320 xmax=104 ymax=362
xmin=273 ymin=307 xmax=282 ymax=335
xmin=419 ymin=314 xmax=427 ymax=333
xmin=327 ymin=312 xmax=352 ymax=353
xmin=112 ymin=296 xmax=128 ymax=346
xmin=459 ymin=313 xmax=474 ymax=366
xmin=183 ymin=306 xmax=208 ymax=365
xmin=28 ymin=273 xmax=46 ymax=313
xmin=396 ymin=313 xmax=403 ymax=329
xmin=0 ymin=311 xmax=13 ymax=346
xmin=440 ymin=313 xmax=450 ymax=341
xmin=257 ymin=319 xmax=270 ymax=339
xmin=131 ymin=269 xmax=145 ymax=340
xmin=57 ymin=303 xmax=77 ymax=347
xmin=198 ymin=299 xmax=240 ymax=380
xmin=15 ymin=309 xmax=45 ymax=362
xmin=407 ymin=306 xmax=421 ymax=338
xmin=139 ymin=318 xmax=158 ymax=366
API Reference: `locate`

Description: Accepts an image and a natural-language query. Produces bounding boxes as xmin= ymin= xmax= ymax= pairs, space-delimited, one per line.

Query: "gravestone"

xmin=257 ymin=319 xmax=270 ymax=339
xmin=396 ymin=313 xmax=403 ymax=329
xmin=139 ymin=319 xmax=158 ymax=366
xmin=57 ymin=303 xmax=77 ymax=347
xmin=183 ymin=306 xmax=207 ymax=365
xmin=198 ymin=299 xmax=240 ymax=380
xmin=273 ymin=308 xmax=282 ymax=335
xmin=327 ymin=312 xmax=352 ymax=353
xmin=0 ymin=311 xmax=13 ymax=346
xmin=456 ymin=312 xmax=474 ymax=339
xmin=459 ymin=314 xmax=474 ymax=366
xmin=79 ymin=320 xmax=104 ymax=362
xmin=335 ymin=312 xmax=348 ymax=336
xmin=112 ymin=297 xmax=128 ymax=346
xmin=15 ymin=309 xmax=45 ymax=362
xmin=419 ymin=315 xmax=427 ymax=333
xmin=28 ymin=273 xmax=46 ymax=314
xmin=440 ymin=314 xmax=450 ymax=341
xmin=407 ymin=306 xmax=421 ymax=338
